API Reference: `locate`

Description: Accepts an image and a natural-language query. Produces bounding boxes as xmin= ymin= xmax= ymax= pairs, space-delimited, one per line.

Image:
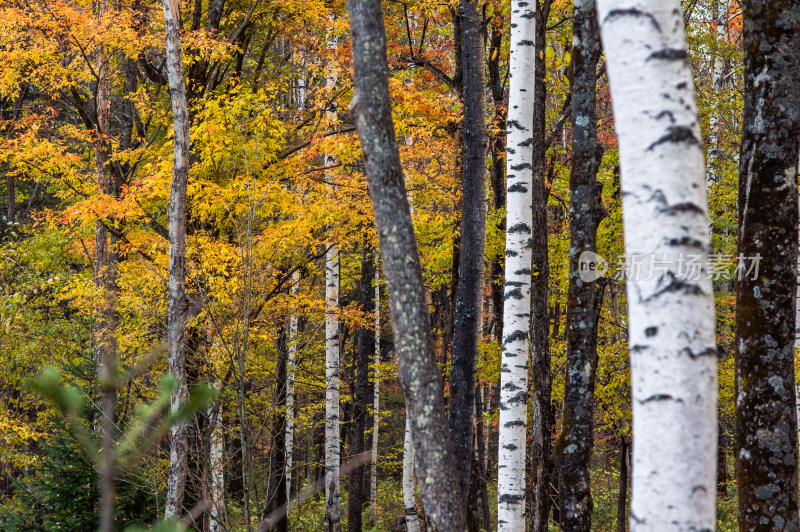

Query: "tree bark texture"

xmin=559 ymin=0 xmax=603 ymax=528
xmin=597 ymin=1 xmax=719 ymax=529
xmin=735 ymin=1 xmax=800 ymax=529
xmin=161 ymin=0 xmax=192 ymax=518
xmin=324 ymin=20 xmax=342 ymax=532
xmin=344 ymin=0 xmax=468 ymax=526
xmin=448 ymin=0 xmax=488 ymax=507
xmin=402 ymin=415 xmax=421 ymax=532
xmin=530 ymin=2 xmax=553 ymax=531
xmin=496 ymin=0 xmax=535 ymax=527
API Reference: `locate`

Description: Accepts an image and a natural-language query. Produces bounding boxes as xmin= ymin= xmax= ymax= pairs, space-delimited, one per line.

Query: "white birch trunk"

xmin=707 ymin=0 xmax=728 ymax=185
xmin=324 ymin=242 xmax=341 ymax=531
xmin=161 ymin=0 xmax=192 ymax=518
xmin=323 ymin=20 xmax=341 ymax=532
xmin=597 ymin=2 xmax=718 ymax=529
xmin=209 ymin=388 xmax=226 ymax=532
xmin=369 ymin=268 xmax=380 ymax=526
xmin=496 ymin=0 xmax=535 ymax=527
xmin=402 ymin=415 xmax=420 ymax=532
xmin=285 ymin=270 xmax=300 ymax=502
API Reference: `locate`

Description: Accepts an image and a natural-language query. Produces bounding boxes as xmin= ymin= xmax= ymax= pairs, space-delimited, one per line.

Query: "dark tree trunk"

xmin=348 ymin=245 xmax=375 ymax=532
xmin=6 ymin=175 xmax=14 ymax=225
xmin=717 ymin=414 xmax=727 ymax=498
xmin=264 ymin=324 xmax=289 ymax=532
xmin=735 ymin=1 xmax=800 ymax=528
xmin=467 ymin=384 xmax=489 ymax=532
xmin=344 ymin=0 xmax=467 ymax=527
xmin=558 ymin=0 xmax=603 ymax=529
xmin=530 ymin=2 xmax=554 ymax=531
xmin=488 ymin=19 xmax=506 ymax=344
xmin=448 ymin=0 xmax=488 ymax=508
xmin=616 ymin=436 xmax=628 ymax=532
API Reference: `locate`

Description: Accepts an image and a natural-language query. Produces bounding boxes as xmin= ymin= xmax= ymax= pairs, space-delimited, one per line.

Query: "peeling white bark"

xmin=597 ymin=2 xmax=718 ymax=529
xmin=496 ymin=0 xmax=535 ymax=528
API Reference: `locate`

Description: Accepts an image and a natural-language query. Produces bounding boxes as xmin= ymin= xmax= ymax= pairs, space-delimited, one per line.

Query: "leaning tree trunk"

xmin=597 ymin=1 xmax=719 ymax=529
xmin=496 ymin=0 xmax=535 ymax=528
xmin=735 ymin=1 xmax=800 ymax=528
xmin=324 ymin=19 xmax=342 ymax=532
xmin=161 ymin=0 xmax=192 ymax=519
xmin=209 ymin=385 xmax=226 ymax=532
xmin=348 ymin=246 xmax=375 ymax=532
xmin=344 ymin=0 xmax=468 ymax=526
xmin=448 ymin=0 xmax=488 ymax=507
xmin=558 ymin=0 xmax=603 ymax=529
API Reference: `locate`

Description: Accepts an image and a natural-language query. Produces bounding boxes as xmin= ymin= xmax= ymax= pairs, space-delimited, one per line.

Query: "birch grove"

xmin=597 ymin=1 xmax=718 ymax=529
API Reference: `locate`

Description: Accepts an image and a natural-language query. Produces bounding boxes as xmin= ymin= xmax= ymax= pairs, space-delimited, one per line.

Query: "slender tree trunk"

xmin=349 ymin=246 xmax=375 ymax=532
xmin=735 ymin=1 xmax=800 ymax=528
xmin=344 ymin=0 xmax=467 ymax=525
xmin=265 ymin=324 xmax=289 ymax=531
xmin=285 ymin=271 xmax=299 ymax=502
xmin=558 ymin=0 xmax=603 ymax=528
xmin=448 ymin=0 xmax=488 ymax=506
xmin=496 ymin=0 xmax=535 ymax=528
xmin=209 ymin=384 xmax=227 ymax=532
xmin=161 ymin=0 xmax=191 ymax=519
xmin=530 ymin=2 xmax=553 ymax=530
xmin=596 ymin=1 xmax=718 ymax=529
xmin=616 ymin=436 xmax=628 ymax=532
xmin=95 ymin=2 xmax=117 ymax=529
xmin=488 ymin=20 xmax=506 ymax=345
xmin=6 ymin=175 xmax=13 ymax=225
xmin=324 ymin=240 xmax=341 ymax=532
xmin=369 ymin=268 xmax=380 ymax=527
xmin=402 ymin=416 xmax=421 ymax=532
xmin=707 ymin=0 xmax=728 ymax=185
xmin=324 ymin=20 xmax=342 ymax=532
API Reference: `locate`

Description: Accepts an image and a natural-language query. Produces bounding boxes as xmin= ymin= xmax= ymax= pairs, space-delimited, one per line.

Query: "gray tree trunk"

xmin=344 ymin=0 xmax=467 ymax=526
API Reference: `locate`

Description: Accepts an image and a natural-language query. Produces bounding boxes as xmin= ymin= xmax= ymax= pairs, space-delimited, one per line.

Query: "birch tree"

xmin=344 ymin=0 xmax=467 ymax=525
xmin=402 ymin=416 xmax=421 ymax=532
xmin=285 ymin=271 xmax=299 ymax=500
xmin=495 ymin=0 xmax=535 ymax=527
xmin=369 ymin=269 xmax=380 ymax=527
xmin=558 ymin=0 xmax=603 ymax=528
xmin=324 ymin=21 xmax=342 ymax=532
xmin=596 ymin=1 xmax=718 ymax=529
xmin=734 ymin=1 xmax=800 ymax=528
xmin=160 ymin=0 xmax=192 ymax=519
